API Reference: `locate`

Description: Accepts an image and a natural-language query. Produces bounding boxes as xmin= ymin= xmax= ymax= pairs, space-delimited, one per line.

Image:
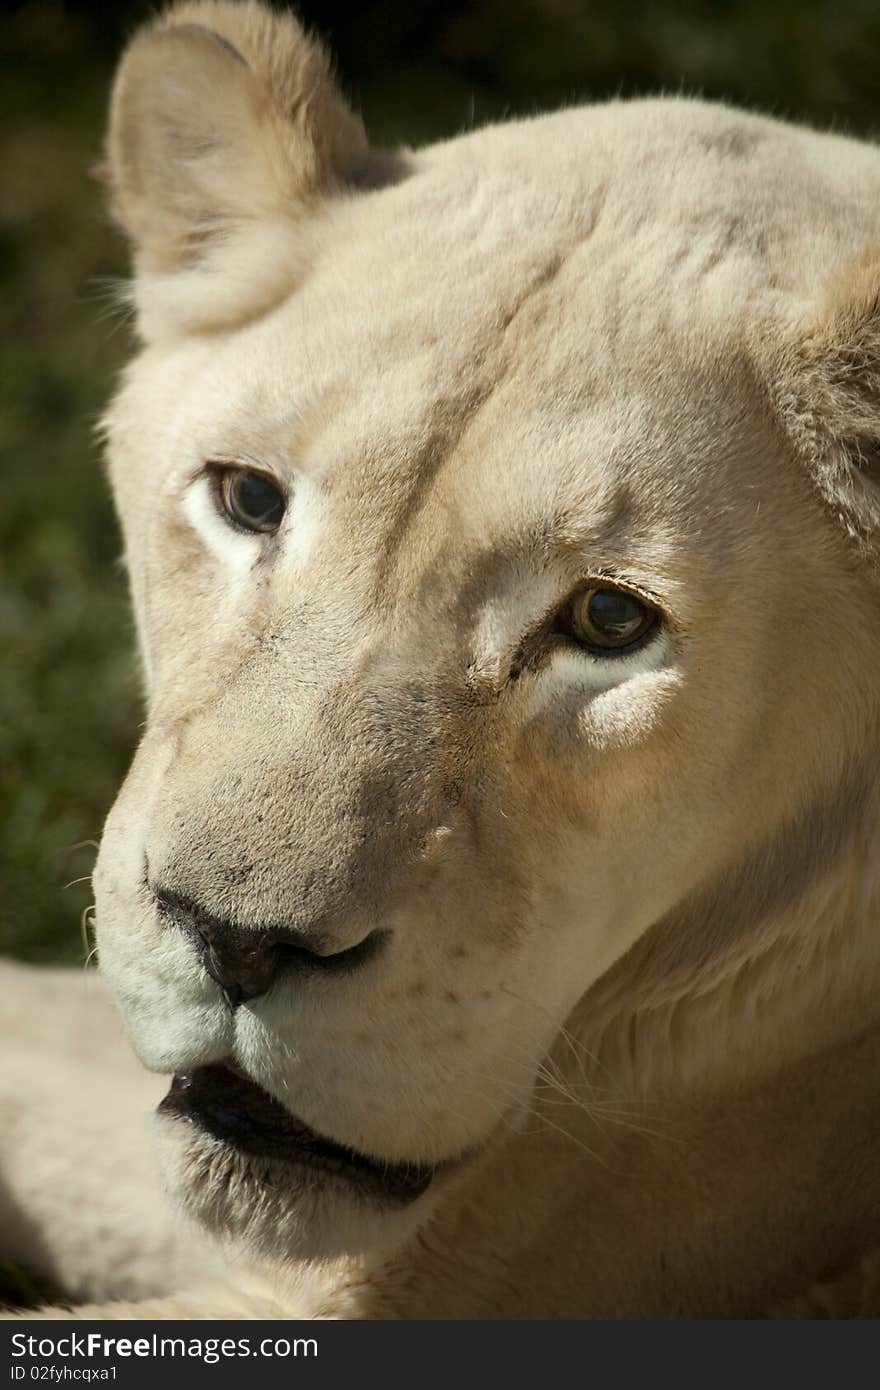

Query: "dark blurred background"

xmin=3 ymin=0 xmax=880 ymax=963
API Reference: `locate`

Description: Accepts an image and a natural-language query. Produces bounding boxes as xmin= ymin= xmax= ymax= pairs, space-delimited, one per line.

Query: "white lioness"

xmin=3 ymin=0 xmax=880 ymax=1321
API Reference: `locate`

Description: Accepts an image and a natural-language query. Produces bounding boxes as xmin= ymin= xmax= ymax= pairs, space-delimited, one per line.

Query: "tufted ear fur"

xmin=771 ymin=248 xmax=880 ymax=554
xmin=102 ymin=1 xmax=368 ymax=340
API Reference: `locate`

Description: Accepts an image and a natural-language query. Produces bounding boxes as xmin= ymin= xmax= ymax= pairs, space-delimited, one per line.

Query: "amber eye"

xmin=215 ymin=468 xmax=286 ymax=534
xmin=568 ymin=584 xmax=658 ymax=652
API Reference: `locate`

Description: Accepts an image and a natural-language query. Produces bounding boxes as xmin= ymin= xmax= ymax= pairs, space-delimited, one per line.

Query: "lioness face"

xmin=93 ymin=5 xmax=880 ymax=1259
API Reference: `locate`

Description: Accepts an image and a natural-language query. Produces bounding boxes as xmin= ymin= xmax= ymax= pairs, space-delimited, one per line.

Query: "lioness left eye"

xmin=565 ymin=584 xmax=659 ymax=653
xmin=213 ymin=467 xmax=286 ymax=534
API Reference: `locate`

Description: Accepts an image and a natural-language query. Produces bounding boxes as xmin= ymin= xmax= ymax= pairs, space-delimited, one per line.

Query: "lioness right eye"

xmin=213 ymin=467 xmax=286 ymax=535
xmin=564 ymin=583 xmax=660 ymax=654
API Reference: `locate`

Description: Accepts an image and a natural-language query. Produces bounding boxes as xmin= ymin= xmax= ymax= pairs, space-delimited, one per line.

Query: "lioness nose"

xmin=153 ymin=887 xmax=384 ymax=1006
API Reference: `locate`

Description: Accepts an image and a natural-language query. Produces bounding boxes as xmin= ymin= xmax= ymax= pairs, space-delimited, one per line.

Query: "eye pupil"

xmin=219 ymin=469 xmax=286 ymax=533
xmin=570 ymin=585 xmax=657 ymax=651
xmin=587 ymin=590 xmax=642 ymax=639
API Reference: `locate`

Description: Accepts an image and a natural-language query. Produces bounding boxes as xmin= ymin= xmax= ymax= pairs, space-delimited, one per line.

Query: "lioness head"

xmin=94 ymin=0 xmax=880 ymax=1259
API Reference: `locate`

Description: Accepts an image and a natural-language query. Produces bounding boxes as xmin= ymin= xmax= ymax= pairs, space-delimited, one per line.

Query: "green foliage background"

xmin=3 ymin=0 xmax=880 ymax=962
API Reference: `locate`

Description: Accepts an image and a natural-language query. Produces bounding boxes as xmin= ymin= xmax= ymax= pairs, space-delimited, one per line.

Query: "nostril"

xmin=272 ymin=930 xmax=387 ymax=973
xmin=152 ymin=884 xmax=386 ymax=1006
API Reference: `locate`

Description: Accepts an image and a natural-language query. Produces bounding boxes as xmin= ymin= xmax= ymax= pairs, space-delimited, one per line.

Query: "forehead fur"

xmin=115 ymin=97 xmax=880 ymax=582
xmin=152 ymin=93 xmax=880 ymax=334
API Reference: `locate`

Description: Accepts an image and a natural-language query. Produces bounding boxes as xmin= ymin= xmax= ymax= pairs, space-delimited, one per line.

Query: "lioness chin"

xmin=3 ymin=0 xmax=880 ymax=1320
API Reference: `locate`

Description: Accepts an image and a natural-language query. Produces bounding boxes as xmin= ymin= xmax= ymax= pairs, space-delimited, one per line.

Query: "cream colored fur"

xmin=3 ymin=0 xmax=880 ymax=1318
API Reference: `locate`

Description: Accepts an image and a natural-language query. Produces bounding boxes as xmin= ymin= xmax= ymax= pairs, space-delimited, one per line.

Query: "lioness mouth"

xmin=158 ymin=1065 xmax=435 ymax=1205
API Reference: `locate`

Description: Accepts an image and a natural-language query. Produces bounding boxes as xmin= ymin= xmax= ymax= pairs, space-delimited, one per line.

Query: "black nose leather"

xmin=154 ymin=887 xmax=384 ymax=1006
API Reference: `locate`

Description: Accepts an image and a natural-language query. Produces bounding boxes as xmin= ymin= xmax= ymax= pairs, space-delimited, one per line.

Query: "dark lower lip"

xmin=158 ymin=1065 xmax=434 ymax=1206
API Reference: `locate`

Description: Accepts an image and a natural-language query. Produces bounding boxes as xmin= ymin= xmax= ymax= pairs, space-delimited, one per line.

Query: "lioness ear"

xmin=771 ymin=247 xmax=880 ymax=551
xmin=104 ymin=0 xmax=368 ymax=339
